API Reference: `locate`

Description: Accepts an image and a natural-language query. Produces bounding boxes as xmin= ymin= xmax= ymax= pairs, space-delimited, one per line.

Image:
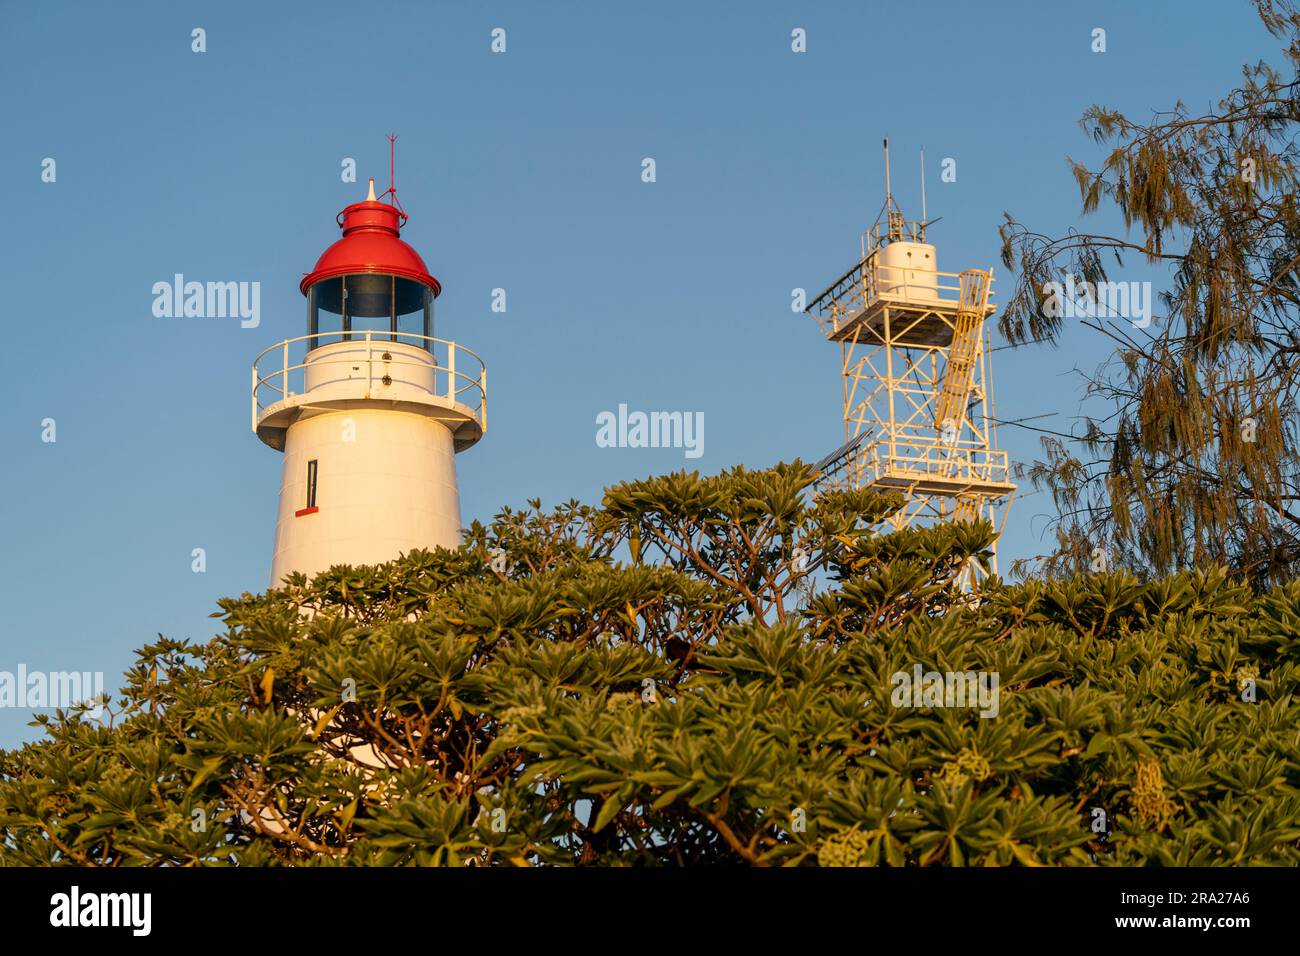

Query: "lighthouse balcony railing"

xmin=806 ymin=258 xmax=994 ymax=339
xmin=251 ymin=331 xmax=486 ymax=432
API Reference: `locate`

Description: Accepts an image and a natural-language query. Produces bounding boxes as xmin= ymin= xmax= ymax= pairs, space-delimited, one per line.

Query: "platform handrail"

xmin=806 ymin=256 xmax=996 ymax=338
xmin=847 ymin=432 xmax=1012 ymax=489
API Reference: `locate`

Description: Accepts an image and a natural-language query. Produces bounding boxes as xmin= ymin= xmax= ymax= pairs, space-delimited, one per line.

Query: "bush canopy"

xmin=3 ymin=463 xmax=1297 ymax=865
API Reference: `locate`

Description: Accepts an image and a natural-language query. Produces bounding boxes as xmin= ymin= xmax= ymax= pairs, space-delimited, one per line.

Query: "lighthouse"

xmin=251 ymin=174 xmax=487 ymax=584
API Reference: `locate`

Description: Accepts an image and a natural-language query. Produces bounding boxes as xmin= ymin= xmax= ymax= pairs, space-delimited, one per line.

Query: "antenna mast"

xmin=883 ymin=137 xmax=904 ymax=241
xmin=388 ymin=133 xmax=397 ymax=203
xmin=919 ymin=147 xmax=927 ymax=241
xmin=378 ymin=133 xmax=406 ymax=215
xmin=883 ymin=137 xmax=892 ymax=209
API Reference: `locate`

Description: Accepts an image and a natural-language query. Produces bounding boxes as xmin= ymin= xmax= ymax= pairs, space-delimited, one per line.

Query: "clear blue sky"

xmin=0 ymin=0 xmax=1280 ymax=746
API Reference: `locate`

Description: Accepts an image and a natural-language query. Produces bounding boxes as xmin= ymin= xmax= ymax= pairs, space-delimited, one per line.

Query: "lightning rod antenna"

xmin=387 ymin=133 xmax=397 ymax=204
xmin=920 ymin=146 xmax=927 ymax=241
xmin=883 ymin=137 xmax=892 ymax=210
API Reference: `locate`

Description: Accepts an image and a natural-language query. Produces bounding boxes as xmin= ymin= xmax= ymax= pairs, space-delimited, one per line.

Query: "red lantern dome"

xmin=299 ymin=176 xmax=441 ymax=352
xmin=299 ymin=181 xmax=441 ymax=297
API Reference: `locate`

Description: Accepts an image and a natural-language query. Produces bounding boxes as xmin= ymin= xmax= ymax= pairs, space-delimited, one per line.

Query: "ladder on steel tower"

xmin=933 ymin=269 xmax=992 ymax=434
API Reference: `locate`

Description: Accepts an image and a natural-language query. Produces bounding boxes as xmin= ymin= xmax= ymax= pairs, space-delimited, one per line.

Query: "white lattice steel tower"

xmin=251 ymin=169 xmax=487 ymax=585
xmin=806 ymin=144 xmax=1014 ymax=585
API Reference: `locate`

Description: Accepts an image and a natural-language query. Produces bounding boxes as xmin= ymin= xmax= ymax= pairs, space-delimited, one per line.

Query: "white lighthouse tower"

xmin=251 ymin=173 xmax=487 ymax=584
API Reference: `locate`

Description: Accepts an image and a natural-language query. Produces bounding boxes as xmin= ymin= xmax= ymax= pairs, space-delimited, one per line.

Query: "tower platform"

xmin=830 ymin=433 xmax=1015 ymax=498
xmin=807 ymin=254 xmax=996 ymax=347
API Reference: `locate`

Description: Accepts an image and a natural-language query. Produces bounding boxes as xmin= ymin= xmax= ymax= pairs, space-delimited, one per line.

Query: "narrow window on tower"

xmin=297 ymin=460 xmax=319 ymax=517
xmin=306 ymin=459 xmax=318 ymax=508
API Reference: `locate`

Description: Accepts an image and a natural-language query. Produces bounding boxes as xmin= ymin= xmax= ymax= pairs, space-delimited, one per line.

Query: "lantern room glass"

xmin=308 ymin=274 xmax=434 ymax=350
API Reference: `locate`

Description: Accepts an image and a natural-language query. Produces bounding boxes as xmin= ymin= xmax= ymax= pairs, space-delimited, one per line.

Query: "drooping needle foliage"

xmin=1000 ymin=0 xmax=1300 ymax=585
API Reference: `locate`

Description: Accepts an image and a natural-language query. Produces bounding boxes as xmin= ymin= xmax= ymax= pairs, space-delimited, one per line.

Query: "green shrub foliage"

xmin=3 ymin=463 xmax=1298 ymax=865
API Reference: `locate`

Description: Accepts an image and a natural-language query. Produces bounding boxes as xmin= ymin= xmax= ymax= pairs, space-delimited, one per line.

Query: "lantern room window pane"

xmin=307 ymin=275 xmax=433 ymax=351
xmin=396 ymin=282 xmax=430 ymax=346
xmin=309 ymin=277 xmax=345 ymax=346
xmin=343 ymin=274 xmax=394 ymax=339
